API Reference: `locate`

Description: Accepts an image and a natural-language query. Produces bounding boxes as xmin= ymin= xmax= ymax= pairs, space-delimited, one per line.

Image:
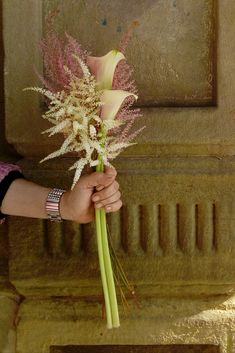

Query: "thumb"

xmin=104 ymin=166 xmax=117 ymax=178
xmin=80 ymin=167 xmax=117 ymax=189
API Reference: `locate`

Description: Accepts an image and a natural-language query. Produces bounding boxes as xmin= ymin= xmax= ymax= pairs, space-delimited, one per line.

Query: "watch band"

xmin=46 ymin=188 xmax=66 ymax=222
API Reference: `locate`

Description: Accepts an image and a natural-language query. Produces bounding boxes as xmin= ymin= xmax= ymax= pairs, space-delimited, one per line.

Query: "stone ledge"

xmin=16 ymin=297 xmax=232 ymax=353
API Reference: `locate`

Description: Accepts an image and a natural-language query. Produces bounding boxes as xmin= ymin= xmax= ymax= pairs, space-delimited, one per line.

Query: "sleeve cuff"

xmin=0 ymin=170 xmax=25 ymax=220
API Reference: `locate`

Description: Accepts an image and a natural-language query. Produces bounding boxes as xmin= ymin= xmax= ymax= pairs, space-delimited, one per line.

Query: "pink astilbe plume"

xmin=113 ymin=96 xmax=144 ymax=147
xmin=112 ymin=21 xmax=139 ymax=94
xmin=64 ymin=32 xmax=88 ymax=78
xmin=32 ymin=11 xmax=144 ymax=164
xmin=111 ymin=21 xmax=144 ymax=148
xmin=37 ymin=10 xmax=88 ymax=93
xmin=119 ymin=21 xmax=139 ymax=55
xmin=112 ymin=60 xmax=137 ymax=94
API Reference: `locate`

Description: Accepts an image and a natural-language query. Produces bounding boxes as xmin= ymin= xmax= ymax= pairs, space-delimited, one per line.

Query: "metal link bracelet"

xmin=45 ymin=188 xmax=66 ymax=222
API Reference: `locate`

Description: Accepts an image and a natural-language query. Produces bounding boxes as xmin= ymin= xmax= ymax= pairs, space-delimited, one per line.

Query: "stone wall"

xmin=0 ymin=0 xmax=21 ymax=351
xmin=2 ymin=1 xmax=235 ymax=353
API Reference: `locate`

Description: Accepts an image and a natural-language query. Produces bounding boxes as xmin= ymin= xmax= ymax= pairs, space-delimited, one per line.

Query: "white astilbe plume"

xmin=24 ymin=57 xmax=135 ymax=189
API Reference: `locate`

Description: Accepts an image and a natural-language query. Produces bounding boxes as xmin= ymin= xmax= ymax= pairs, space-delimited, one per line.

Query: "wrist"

xmin=59 ymin=190 xmax=74 ymax=221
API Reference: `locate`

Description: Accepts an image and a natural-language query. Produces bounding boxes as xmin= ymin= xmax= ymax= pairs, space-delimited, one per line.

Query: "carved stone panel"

xmin=7 ymin=157 xmax=235 ymax=297
xmin=44 ymin=0 xmax=216 ymax=106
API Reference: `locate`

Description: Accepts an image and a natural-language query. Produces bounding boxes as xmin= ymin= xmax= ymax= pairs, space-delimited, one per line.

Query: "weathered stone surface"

xmin=16 ymin=296 xmax=233 ymax=353
xmin=0 ymin=221 xmax=9 ymax=279
xmin=0 ymin=297 xmax=18 ymax=353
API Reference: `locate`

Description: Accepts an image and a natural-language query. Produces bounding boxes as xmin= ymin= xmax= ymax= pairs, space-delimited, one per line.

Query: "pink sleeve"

xmin=0 ymin=162 xmax=22 ymax=182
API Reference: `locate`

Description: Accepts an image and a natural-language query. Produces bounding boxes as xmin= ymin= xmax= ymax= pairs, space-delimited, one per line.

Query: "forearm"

xmin=0 ymin=167 xmax=121 ymax=223
xmin=1 ymin=178 xmax=53 ymax=219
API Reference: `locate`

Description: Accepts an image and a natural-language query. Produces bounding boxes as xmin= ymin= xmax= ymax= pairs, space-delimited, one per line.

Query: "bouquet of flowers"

xmin=24 ymin=14 xmax=143 ymax=328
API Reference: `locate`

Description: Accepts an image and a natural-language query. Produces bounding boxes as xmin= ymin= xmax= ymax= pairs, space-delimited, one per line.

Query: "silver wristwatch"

xmin=46 ymin=188 xmax=66 ymax=222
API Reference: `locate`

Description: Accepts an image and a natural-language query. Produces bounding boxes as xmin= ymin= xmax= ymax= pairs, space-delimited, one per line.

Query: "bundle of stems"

xmin=96 ymin=157 xmax=120 ymax=328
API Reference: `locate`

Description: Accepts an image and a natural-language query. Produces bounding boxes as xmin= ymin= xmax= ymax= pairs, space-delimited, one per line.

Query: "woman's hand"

xmin=61 ymin=167 xmax=122 ymax=223
xmin=1 ymin=166 xmax=122 ymax=224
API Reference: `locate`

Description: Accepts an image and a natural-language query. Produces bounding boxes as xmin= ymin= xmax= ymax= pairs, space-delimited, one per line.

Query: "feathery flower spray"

xmin=24 ymin=15 xmax=144 ymax=328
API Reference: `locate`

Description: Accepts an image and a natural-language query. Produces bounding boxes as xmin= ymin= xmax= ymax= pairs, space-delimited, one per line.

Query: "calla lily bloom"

xmin=87 ymin=50 xmax=125 ymax=90
xmin=100 ymin=89 xmax=137 ymax=120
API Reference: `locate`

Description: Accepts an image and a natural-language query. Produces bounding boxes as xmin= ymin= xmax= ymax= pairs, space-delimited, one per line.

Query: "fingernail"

xmin=93 ymin=196 xmax=99 ymax=202
xmin=106 ymin=206 xmax=111 ymax=212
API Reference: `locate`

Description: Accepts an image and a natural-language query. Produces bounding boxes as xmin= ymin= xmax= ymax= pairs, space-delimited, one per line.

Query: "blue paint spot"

xmin=101 ymin=18 xmax=107 ymax=26
xmin=117 ymin=25 xmax=122 ymax=32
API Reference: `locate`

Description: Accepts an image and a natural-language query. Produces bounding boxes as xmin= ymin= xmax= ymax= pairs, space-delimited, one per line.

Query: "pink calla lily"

xmin=100 ymin=89 xmax=137 ymax=120
xmin=87 ymin=50 xmax=125 ymax=90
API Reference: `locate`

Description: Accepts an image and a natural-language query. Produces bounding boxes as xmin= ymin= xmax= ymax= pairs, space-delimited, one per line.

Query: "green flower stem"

xmin=100 ymin=207 xmax=120 ymax=327
xmin=95 ymin=206 xmax=112 ymax=328
xmin=95 ymin=156 xmax=120 ymax=328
